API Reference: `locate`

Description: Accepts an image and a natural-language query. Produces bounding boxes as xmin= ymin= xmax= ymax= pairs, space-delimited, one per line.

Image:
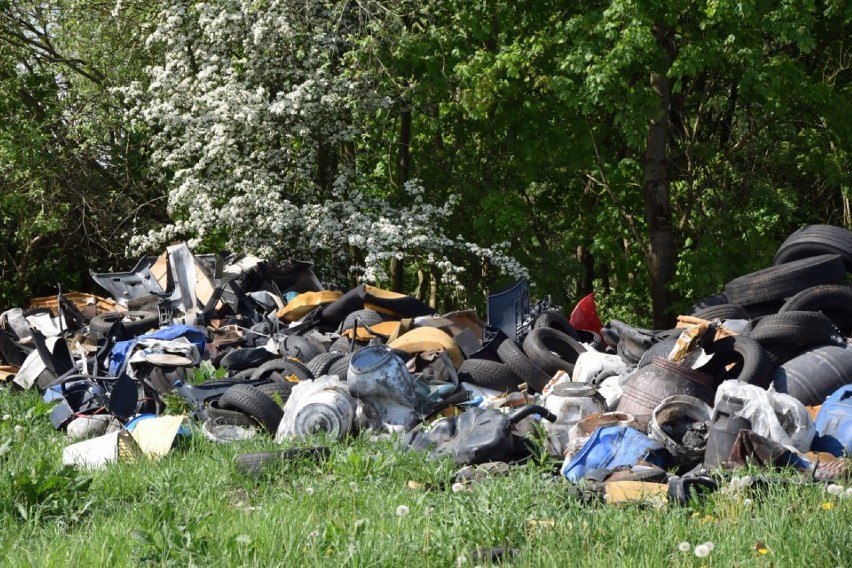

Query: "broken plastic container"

xmin=648 ymin=395 xmax=711 ymax=468
xmin=703 ymin=393 xmax=751 ymax=469
xmin=543 ymin=383 xmax=607 ymax=457
xmin=617 ymin=357 xmax=714 ymax=418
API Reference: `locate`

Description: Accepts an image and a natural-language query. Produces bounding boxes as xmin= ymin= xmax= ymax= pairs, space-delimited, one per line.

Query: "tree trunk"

xmin=389 ymin=107 xmax=411 ymax=292
xmin=644 ymin=25 xmax=678 ymax=329
xmin=576 ymin=243 xmax=595 ymax=299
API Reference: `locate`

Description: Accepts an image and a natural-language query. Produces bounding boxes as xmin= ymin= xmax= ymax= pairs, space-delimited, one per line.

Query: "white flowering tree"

xmin=122 ymin=0 xmax=526 ymax=303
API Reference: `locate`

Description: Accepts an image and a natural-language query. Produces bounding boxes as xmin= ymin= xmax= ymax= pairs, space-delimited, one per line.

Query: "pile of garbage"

xmin=2 ymin=225 xmax=852 ymax=505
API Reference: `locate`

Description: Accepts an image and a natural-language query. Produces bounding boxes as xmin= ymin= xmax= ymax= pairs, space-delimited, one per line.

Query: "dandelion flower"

xmin=694 ymin=544 xmax=711 ymax=558
xmin=349 ymin=481 xmax=358 ymax=490
xmin=13 ymin=425 xmax=22 ymax=433
xmin=396 ymin=505 xmax=410 ymax=517
xmin=827 ymin=484 xmax=844 ymax=496
xmin=305 ymin=487 xmax=315 ymax=496
xmin=451 ymin=482 xmax=466 ymax=493
xmin=702 ymin=541 xmax=715 ymax=552
xmin=743 ymin=498 xmax=753 ymax=508
xmin=740 ymin=475 xmax=753 ymax=487
xmin=821 ymin=501 xmax=835 ymax=510
xmin=456 ymin=555 xmax=468 ymax=567
xmin=678 ymin=542 xmax=691 ymax=552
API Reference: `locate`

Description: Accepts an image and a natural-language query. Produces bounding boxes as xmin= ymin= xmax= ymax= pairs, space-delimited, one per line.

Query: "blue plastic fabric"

xmin=811 ymin=385 xmax=852 ymax=456
xmin=561 ymin=425 xmax=666 ymax=483
xmin=108 ymin=324 xmax=207 ymax=376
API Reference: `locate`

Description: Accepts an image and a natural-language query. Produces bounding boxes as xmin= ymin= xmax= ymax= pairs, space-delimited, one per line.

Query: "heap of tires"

xmin=164 ymin=224 xmax=852 ymax=436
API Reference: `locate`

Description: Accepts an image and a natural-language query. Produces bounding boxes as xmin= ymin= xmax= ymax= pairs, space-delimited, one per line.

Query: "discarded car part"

xmin=532 ymin=309 xmax=580 ymax=340
xmin=107 ymin=372 xmax=140 ymax=421
xmin=89 ymin=311 xmax=159 ymax=337
xmin=486 ymin=278 xmax=529 ymax=341
xmin=647 ymin=395 xmax=712 ymax=468
xmin=90 ymin=255 xmax=167 ymax=305
xmin=690 ymin=303 xmax=751 ymax=322
xmin=457 ymin=359 xmax=521 ymax=391
xmin=467 ymin=327 xmax=507 ymax=363
xmin=636 ymin=336 xmax=678 ymax=369
xmin=703 ymin=393 xmax=751 ymax=470
xmin=388 ymin=327 xmax=463 ymax=369
xmin=724 ymin=253 xmax=846 ymax=306
xmin=218 ymin=383 xmax=284 ymax=435
xmin=250 ymin=358 xmax=314 ymax=383
xmin=701 ymin=335 xmax=773 ymax=388
xmin=617 ymin=357 xmax=714 ymax=418
xmin=404 ymin=404 xmax=556 ymax=466
xmin=321 ymin=284 xmax=435 ymax=327
xmin=522 ymin=327 xmax=585 ymax=376
xmin=276 ymin=334 xmax=323 ymax=361
xmin=206 ymin=399 xmax=260 ymax=428
xmin=771 ymin=343 xmax=852 ymax=407
xmin=254 ymin=378 xmax=294 ymax=404
xmin=174 ymin=377 xmax=270 ymax=420
xmin=667 ymin=476 xmax=719 ymax=506
xmin=48 ymin=377 xmax=108 ymax=430
xmin=749 ymin=311 xmax=842 ymax=347
xmin=220 ymin=347 xmax=278 ymax=371
xmin=276 ymin=377 xmax=356 ymax=441
xmin=496 ymin=338 xmax=551 ymax=392
xmin=339 ymin=309 xmax=386 ymax=333
xmin=327 ymin=353 xmax=354 ymax=378
xmin=236 ymin=447 xmax=331 ymax=476
xmin=780 ymin=284 xmax=852 ymax=335
xmin=306 ymin=351 xmax=345 ymax=377
xmin=773 ymin=223 xmax=852 ymax=270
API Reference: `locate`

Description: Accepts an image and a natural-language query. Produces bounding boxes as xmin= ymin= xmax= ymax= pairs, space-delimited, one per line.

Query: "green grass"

xmin=1 ymin=387 xmax=850 ymax=567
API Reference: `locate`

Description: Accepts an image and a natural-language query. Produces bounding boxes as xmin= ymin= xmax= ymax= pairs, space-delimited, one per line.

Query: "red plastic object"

xmin=569 ymin=293 xmax=604 ymax=335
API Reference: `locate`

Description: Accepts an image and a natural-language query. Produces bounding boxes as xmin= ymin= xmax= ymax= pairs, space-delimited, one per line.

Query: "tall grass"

xmin=1 ymin=387 xmax=850 ymax=567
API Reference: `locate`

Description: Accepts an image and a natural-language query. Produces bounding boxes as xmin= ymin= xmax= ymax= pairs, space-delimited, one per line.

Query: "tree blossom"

xmin=120 ymin=0 xmax=526 ymax=297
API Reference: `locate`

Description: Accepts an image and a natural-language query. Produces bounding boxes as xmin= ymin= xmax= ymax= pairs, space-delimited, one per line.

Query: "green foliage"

xmin=2 ymin=460 xmax=94 ymax=524
xmin=1 ymin=0 xmax=850 ymax=323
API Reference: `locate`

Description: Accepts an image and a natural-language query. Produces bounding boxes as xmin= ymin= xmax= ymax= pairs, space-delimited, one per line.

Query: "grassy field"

xmin=1 ymin=387 xmax=850 ymax=567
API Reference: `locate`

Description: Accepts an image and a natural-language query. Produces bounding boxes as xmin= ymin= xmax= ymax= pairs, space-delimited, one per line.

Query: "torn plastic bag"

xmin=561 ymin=425 xmax=668 ymax=483
xmin=715 ymin=380 xmax=814 ymax=454
xmin=403 ymin=405 xmax=556 ymax=466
